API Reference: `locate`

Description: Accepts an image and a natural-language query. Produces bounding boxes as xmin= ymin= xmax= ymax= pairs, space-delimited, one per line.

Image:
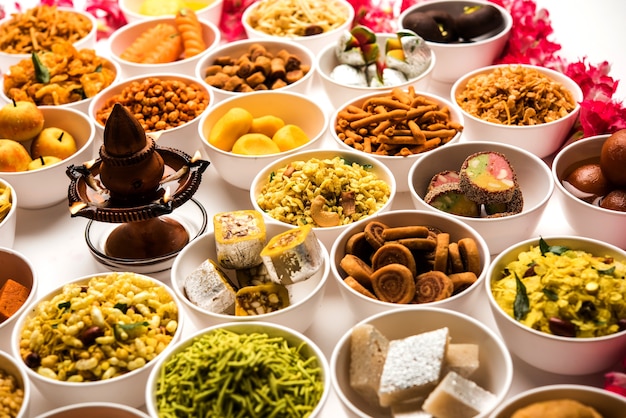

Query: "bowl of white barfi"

xmin=330 ymin=307 xmax=513 ymax=418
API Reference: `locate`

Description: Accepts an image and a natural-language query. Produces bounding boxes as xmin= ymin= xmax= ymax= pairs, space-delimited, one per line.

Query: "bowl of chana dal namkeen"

xmin=11 ymin=271 xmax=182 ymax=409
xmin=486 ymin=236 xmax=626 ymax=375
xmin=145 ymin=321 xmax=330 ymax=418
xmin=451 ymin=64 xmax=583 ymax=158
xmin=0 ymin=349 xmax=30 ymax=418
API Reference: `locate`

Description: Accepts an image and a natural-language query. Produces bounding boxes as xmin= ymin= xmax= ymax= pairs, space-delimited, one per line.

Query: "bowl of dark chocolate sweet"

xmin=398 ymin=0 xmax=512 ymax=83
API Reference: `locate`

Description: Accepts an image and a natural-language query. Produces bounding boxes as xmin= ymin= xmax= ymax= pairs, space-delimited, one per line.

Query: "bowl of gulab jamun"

xmin=552 ymin=131 xmax=626 ymax=249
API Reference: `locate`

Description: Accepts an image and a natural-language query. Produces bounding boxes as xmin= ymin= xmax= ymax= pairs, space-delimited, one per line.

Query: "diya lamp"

xmin=67 ymin=103 xmax=210 ymax=271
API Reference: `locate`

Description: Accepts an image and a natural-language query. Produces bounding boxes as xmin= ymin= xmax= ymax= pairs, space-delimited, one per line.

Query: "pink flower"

xmin=85 ymin=0 xmax=127 ymax=40
xmin=605 ymin=372 xmax=626 ymax=397
xmin=219 ymin=0 xmax=256 ymax=42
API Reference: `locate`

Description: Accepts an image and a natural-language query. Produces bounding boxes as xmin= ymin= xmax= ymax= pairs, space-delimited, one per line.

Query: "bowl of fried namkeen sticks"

xmin=330 ymin=87 xmax=464 ymax=192
xmin=0 ymin=5 xmax=97 ymax=74
xmin=109 ymin=8 xmax=221 ymax=79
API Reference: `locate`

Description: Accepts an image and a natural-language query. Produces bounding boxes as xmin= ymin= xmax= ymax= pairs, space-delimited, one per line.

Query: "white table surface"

xmin=6 ymin=0 xmax=626 ymax=416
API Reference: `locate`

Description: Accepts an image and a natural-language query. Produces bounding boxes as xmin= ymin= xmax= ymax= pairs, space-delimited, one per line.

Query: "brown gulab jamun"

xmin=600 ymin=129 xmax=626 ymax=187
xmin=564 ymin=163 xmax=613 ymax=198
xmin=600 ymin=189 xmax=626 ymax=212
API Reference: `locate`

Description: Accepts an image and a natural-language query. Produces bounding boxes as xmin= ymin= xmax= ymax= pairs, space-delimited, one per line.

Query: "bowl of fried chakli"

xmin=330 ymin=86 xmax=463 ymax=192
xmin=329 ymin=209 xmax=491 ymax=322
xmin=0 ymin=5 xmax=97 ymax=74
xmin=451 ymin=63 xmax=583 ymax=158
xmin=11 ymin=271 xmax=182 ymax=409
xmin=250 ymin=148 xmax=397 ymax=251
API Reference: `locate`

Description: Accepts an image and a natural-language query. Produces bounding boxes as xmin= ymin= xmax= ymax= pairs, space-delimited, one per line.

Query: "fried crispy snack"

xmin=3 ymin=42 xmax=117 ymax=106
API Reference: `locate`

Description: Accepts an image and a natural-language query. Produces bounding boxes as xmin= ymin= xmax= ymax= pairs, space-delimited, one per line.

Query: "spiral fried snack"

xmin=415 ymin=271 xmax=454 ymax=303
xmin=371 ymin=264 xmax=416 ymax=303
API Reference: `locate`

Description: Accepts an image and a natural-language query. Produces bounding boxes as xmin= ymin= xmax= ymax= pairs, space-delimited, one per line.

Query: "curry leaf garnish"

xmin=514 ymin=273 xmax=530 ymax=321
xmin=340 ymin=157 xmax=373 ymax=169
xmin=542 ymin=288 xmax=558 ymax=301
xmin=269 ymin=171 xmax=275 ymax=182
xmin=58 ymin=301 xmax=71 ymax=311
xmin=539 ymin=237 xmax=569 ymax=256
xmin=114 ymin=303 xmax=128 ymax=313
xmin=32 ymin=52 xmax=50 ymax=83
xmin=597 ymin=266 xmax=616 ymax=275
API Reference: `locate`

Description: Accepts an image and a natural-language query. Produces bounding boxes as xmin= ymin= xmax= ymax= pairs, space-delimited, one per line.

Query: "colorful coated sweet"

xmin=214 ymin=210 xmax=266 ymax=270
xmin=459 ymin=151 xmax=518 ymax=204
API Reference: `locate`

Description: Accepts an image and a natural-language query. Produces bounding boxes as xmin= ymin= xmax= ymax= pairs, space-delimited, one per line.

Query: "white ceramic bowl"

xmin=108 ymin=16 xmax=221 ymax=79
xmin=145 ymin=321 xmax=331 ymax=417
xmin=398 ymin=0 xmax=513 ymax=83
xmin=486 ymin=236 xmax=626 ymax=375
xmin=408 ymin=141 xmax=554 ymax=254
xmin=119 ymin=0 xmax=224 ymax=25
xmin=0 ymin=178 xmax=17 ymax=248
xmin=171 ymin=220 xmax=330 ymax=333
xmin=241 ymin=0 xmax=355 ymax=55
xmin=0 ymin=349 xmax=30 ymax=418
xmin=331 ymin=307 xmax=513 ymax=417
xmin=0 ymin=106 xmax=96 ymax=209
xmin=37 ymin=402 xmax=151 ymax=418
xmin=552 ymin=134 xmax=626 ymax=249
xmin=317 ymin=33 xmax=436 ymax=109
xmin=194 ymin=38 xmax=316 ymax=104
xmin=0 ymin=247 xmax=37 ymax=354
xmin=11 ymin=271 xmax=183 ymax=409
xmin=451 ymin=64 xmax=583 ymax=158
xmin=0 ymin=6 xmax=97 ymax=74
xmin=329 ymin=209 xmax=490 ymax=322
xmin=250 ymin=148 xmax=397 ymax=251
xmin=89 ymin=73 xmax=213 ymax=155
xmin=489 ymin=384 xmax=626 ymax=418
xmin=198 ymin=90 xmax=328 ymax=190
xmin=330 ymin=89 xmax=463 ymax=192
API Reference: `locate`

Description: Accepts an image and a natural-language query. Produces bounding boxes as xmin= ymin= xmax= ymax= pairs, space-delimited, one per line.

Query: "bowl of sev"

xmin=241 ymin=0 xmax=355 ymax=55
xmin=0 ymin=5 xmax=97 ymax=75
xmin=145 ymin=321 xmax=330 ymax=417
xmin=329 ymin=209 xmax=490 ymax=322
xmin=330 ymin=87 xmax=463 ymax=192
xmin=451 ymin=63 xmax=583 ymax=158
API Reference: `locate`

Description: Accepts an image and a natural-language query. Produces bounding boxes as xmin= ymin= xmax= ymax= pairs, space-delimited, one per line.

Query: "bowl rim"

xmin=144 ymin=320 xmax=331 ymax=415
xmin=329 ymin=208 xmax=491 ymax=307
xmin=398 ymin=0 xmax=513 ymax=48
xmin=0 ymin=247 xmax=38 ymax=331
xmin=0 ymin=178 xmax=18 ymax=228
xmin=407 ymin=140 xmax=555 ymax=223
xmin=552 ymin=133 xmax=626 ymax=217
xmin=315 ymin=32 xmax=436 ymax=93
xmin=0 ymin=349 xmax=31 ymax=417
xmin=35 ymin=401 xmax=152 ymax=417
xmin=249 ymin=148 xmax=398 ymax=232
xmin=10 ymin=271 xmax=183 ymax=388
xmin=118 ymin=0 xmax=224 ymax=20
xmin=486 ymin=235 xmax=626 ymax=342
xmin=197 ymin=89 xmax=329 ymax=159
xmin=329 ymin=305 xmax=514 ymax=417
xmin=170 ymin=219 xmax=331 ymax=320
xmin=450 ymin=63 xmax=584 ymax=130
xmin=108 ymin=16 xmax=222 ymax=68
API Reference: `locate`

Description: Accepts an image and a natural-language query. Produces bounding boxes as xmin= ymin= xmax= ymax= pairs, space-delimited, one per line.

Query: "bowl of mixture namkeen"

xmin=451 ymin=64 xmax=583 ymax=158
xmin=486 ymin=236 xmax=626 ymax=375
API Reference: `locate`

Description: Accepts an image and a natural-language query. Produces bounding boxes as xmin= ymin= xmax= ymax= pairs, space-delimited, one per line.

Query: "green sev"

xmin=155 ymin=329 xmax=324 ymax=418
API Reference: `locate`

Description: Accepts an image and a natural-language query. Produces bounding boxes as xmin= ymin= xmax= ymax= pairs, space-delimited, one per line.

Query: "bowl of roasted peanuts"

xmin=89 ymin=73 xmax=213 ymax=155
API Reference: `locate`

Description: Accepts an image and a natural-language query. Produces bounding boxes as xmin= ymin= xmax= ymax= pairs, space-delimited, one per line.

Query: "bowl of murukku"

xmin=328 ymin=209 xmax=491 ymax=322
xmin=145 ymin=321 xmax=330 ymax=418
xmin=250 ymin=148 xmax=397 ymax=251
xmin=451 ymin=63 xmax=583 ymax=158
xmin=330 ymin=87 xmax=463 ymax=192
xmin=0 ymin=5 xmax=97 ymax=75
xmin=10 ymin=271 xmax=183 ymax=409
xmin=108 ymin=9 xmax=221 ymax=79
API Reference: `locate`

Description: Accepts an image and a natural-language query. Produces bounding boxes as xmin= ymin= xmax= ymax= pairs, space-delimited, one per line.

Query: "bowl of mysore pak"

xmin=408 ymin=141 xmax=554 ymax=254
xmin=330 ymin=86 xmax=463 ymax=192
xmin=171 ymin=210 xmax=330 ymax=333
xmin=119 ymin=0 xmax=224 ymax=26
xmin=490 ymin=384 xmax=626 ymax=418
xmin=250 ymin=148 xmax=397 ymax=251
xmin=398 ymin=0 xmax=512 ymax=83
xmin=329 ymin=209 xmax=490 ymax=322
xmin=198 ymin=90 xmax=328 ymax=190
xmin=451 ymin=64 xmax=583 ymax=158
xmin=486 ymin=236 xmax=626 ymax=375
xmin=89 ymin=73 xmax=212 ymax=155
xmin=11 ymin=271 xmax=182 ymax=409
xmin=241 ymin=0 xmax=355 ymax=55
xmin=194 ymin=38 xmax=316 ymax=103
xmin=552 ymin=131 xmax=626 ymax=250
xmin=0 ymin=5 xmax=97 ymax=74
xmin=330 ymin=307 xmax=513 ymax=418
xmin=0 ymin=349 xmax=30 ymax=418
xmin=145 ymin=321 xmax=330 ymax=417
xmin=108 ymin=9 xmax=221 ymax=79
xmin=316 ymin=26 xmax=435 ymax=108
xmin=0 ymin=105 xmax=96 ymax=209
